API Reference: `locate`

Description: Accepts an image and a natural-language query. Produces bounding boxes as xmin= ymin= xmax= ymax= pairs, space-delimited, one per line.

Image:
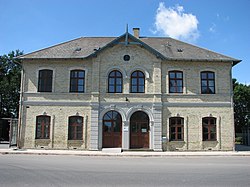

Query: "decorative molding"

xmin=164 ymin=102 xmax=231 ymax=107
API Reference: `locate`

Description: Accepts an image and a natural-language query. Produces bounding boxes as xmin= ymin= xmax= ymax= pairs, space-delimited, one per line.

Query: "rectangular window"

xmin=202 ymin=117 xmax=216 ymax=141
xmin=68 ymin=116 xmax=83 ymax=140
xmin=70 ymin=70 xmax=85 ymax=93
xmin=201 ymin=71 xmax=215 ymax=94
xmin=169 ymin=117 xmax=184 ymax=141
xmin=169 ymin=71 xmax=183 ymax=93
xmin=36 ymin=115 xmax=51 ymax=139
xmin=38 ymin=70 xmax=53 ymax=92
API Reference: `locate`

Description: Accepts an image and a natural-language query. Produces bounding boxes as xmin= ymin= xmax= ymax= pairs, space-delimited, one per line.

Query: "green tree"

xmin=233 ymin=78 xmax=250 ymax=133
xmin=0 ymin=50 xmax=23 ymax=118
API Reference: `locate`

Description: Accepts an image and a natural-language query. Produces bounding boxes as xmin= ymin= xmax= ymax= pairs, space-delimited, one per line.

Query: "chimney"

xmin=133 ymin=28 xmax=140 ymax=38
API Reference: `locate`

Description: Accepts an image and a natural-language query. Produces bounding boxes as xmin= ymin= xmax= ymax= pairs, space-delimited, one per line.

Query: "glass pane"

xmin=116 ymin=78 xmax=122 ymax=85
xmin=208 ymin=87 xmax=214 ymax=94
xmin=113 ymin=122 xmax=121 ymax=132
xmin=176 ymin=72 xmax=182 ymax=79
xmin=116 ymin=71 xmax=122 ymax=77
xmin=78 ymin=86 xmax=84 ymax=92
xmin=209 ymin=80 xmax=214 ymax=87
xmin=208 ymin=73 xmax=214 ymax=79
xmin=170 ymin=80 xmax=176 ymax=87
xmin=77 ymin=126 xmax=83 ymax=140
xmin=177 ymin=133 xmax=182 ymax=140
xmin=109 ymin=71 xmax=115 ymax=77
xmin=177 ymin=127 xmax=182 ymax=133
xmin=203 ymin=118 xmax=208 ymax=125
xmin=131 ymin=86 xmax=137 ymax=92
xmin=169 ymin=87 xmax=175 ymax=93
xmin=203 ymin=126 xmax=208 ymax=133
xmin=177 ymin=87 xmax=183 ymax=93
xmin=139 ymin=78 xmax=144 ymax=85
xmin=170 ymin=119 xmax=175 ymax=125
xmin=210 ymin=118 xmax=216 ymax=125
xmin=210 ymin=133 xmax=216 ymax=140
xmin=203 ymin=133 xmax=208 ymax=141
xmin=78 ymin=79 xmax=84 ymax=85
xmin=138 ymin=71 xmax=144 ymax=77
xmin=104 ymin=122 xmax=112 ymax=132
xmin=78 ymin=71 xmax=84 ymax=78
xmin=169 ymin=72 xmax=175 ymax=79
xmin=177 ymin=80 xmax=182 ymax=87
xmin=109 ymin=78 xmax=115 ymax=85
xmin=131 ymin=78 xmax=137 ymax=85
xmin=201 ymin=80 xmax=207 ymax=87
xmin=109 ymin=86 xmax=115 ymax=93
xmin=201 ymin=87 xmax=208 ymax=94
xmin=171 ymin=127 xmax=175 ymax=133
xmin=116 ymin=86 xmax=122 ymax=93
xmin=201 ymin=73 xmax=207 ymax=79
xmin=170 ymin=133 xmax=175 ymax=140
xmin=139 ymin=86 xmax=144 ymax=93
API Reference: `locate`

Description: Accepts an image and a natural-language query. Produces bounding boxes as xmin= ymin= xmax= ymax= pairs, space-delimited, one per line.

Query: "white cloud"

xmin=209 ymin=23 xmax=216 ymax=33
xmin=153 ymin=2 xmax=199 ymax=42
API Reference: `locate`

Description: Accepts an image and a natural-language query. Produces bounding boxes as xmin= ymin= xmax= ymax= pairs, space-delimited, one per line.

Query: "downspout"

xmin=85 ymin=115 xmax=88 ymax=149
xmin=17 ymin=66 xmax=25 ymax=149
xmin=230 ymin=63 xmax=235 ymax=151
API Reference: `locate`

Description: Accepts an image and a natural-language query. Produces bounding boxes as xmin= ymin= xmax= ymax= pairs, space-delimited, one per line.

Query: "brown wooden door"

xmin=130 ymin=111 xmax=149 ymax=149
xmin=102 ymin=111 xmax=122 ymax=148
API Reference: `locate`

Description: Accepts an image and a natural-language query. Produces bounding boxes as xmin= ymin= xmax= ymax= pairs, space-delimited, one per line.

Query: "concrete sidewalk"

xmin=1 ymin=147 xmax=250 ymax=157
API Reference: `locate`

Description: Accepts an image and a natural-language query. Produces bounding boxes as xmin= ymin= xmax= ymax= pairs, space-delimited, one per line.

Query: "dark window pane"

xmin=68 ymin=116 xmax=83 ymax=140
xmin=36 ymin=116 xmax=50 ymax=139
xmin=38 ymin=70 xmax=53 ymax=92
xmin=108 ymin=70 xmax=123 ymax=93
xmin=131 ymin=71 xmax=145 ymax=93
xmin=70 ymin=70 xmax=85 ymax=93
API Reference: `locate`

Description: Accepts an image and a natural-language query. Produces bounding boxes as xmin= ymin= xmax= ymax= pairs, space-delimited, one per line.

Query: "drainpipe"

xmin=51 ymin=115 xmax=55 ymax=148
xmin=85 ymin=115 xmax=88 ymax=149
xmin=17 ymin=68 xmax=25 ymax=149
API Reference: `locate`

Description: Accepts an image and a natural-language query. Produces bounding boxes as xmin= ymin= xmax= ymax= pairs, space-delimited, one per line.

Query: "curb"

xmin=1 ymin=149 xmax=250 ymax=157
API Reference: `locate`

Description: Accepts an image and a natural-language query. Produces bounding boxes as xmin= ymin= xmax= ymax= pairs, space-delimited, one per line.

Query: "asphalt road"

xmin=0 ymin=155 xmax=250 ymax=187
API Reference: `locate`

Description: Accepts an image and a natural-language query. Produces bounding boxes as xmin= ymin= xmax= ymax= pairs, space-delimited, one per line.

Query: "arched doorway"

xmin=102 ymin=111 xmax=122 ymax=148
xmin=130 ymin=111 xmax=149 ymax=149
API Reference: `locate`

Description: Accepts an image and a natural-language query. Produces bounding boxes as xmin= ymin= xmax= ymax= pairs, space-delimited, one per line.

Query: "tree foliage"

xmin=0 ymin=50 xmax=23 ymax=118
xmin=233 ymin=78 xmax=250 ymax=133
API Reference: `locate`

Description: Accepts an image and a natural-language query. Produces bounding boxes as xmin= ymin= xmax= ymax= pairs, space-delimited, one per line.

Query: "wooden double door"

xmin=102 ymin=111 xmax=122 ymax=148
xmin=130 ymin=111 xmax=150 ymax=149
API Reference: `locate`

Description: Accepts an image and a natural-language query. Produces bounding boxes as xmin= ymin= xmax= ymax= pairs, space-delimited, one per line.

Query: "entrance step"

xmin=102 ymin=148 xmax=122 ymax=153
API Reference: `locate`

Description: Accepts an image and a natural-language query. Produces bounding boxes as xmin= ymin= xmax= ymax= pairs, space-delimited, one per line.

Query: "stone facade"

xmin=18 ymin=30 xmax=239 ymax=151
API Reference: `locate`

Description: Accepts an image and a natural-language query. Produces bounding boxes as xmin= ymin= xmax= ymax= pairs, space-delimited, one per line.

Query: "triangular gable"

xmin=87 ymin=32 xmax=166 ymax=60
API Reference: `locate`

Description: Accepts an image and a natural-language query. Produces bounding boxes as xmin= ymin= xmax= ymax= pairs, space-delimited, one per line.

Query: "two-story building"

xmin=17 ymin=28 xmax=240 ymax=151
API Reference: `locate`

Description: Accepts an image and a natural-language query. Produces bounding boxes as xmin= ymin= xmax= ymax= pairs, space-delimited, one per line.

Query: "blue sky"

xmin=0 ymin=0 xmax=249 ymax=84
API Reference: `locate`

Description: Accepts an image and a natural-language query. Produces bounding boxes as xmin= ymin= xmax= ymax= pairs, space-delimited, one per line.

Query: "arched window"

xmin=201 ymin=71 xmax=215 ymax=94
xmin=169 ymin=71 xmax=183 ymax=93
xmin=36 ymin=115 xmax=51 ymax=139
xmin=169 ymin=117 xmax=184 ymax=141
xmin=130 ymin=70 xmax=145 ymax=93
xmin=108 ymin=70 xmax=122 ymax=93
xmin=202 ymin=117 xmax=216 ymax=141
xmin=70 ymin=70 xmax=85 ymax=93
xmin=68 ymin=116 xmax=83 ymax=140
xmin=38 ymin=69 xmax=53 ymax=92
